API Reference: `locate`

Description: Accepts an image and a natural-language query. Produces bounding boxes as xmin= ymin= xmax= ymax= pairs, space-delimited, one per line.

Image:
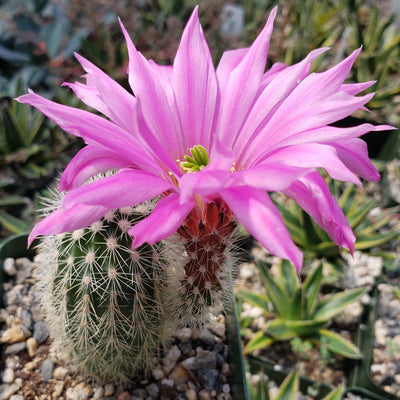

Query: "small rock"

xmin=152 ymin=366 xmax=165 ymax=380
xmin=3 ymin=258 xmax=17 ymax=276
xmin=15 ymin=258 xmax=33 ymax=284
xmin=146 ymin=383 xmax=160 ymax=398
xmin=132 ymin=388 xmax=147 ymax=398
xmin=175 ymin=328 xmax=192 ymax=342
xmin=117 ymin=392 xmax=131 ymax=400
xmin=104 ymin=383 xmax=114 ymax=396
xmin=52 ymin=381 xmax=64 ymax=398
xmin=33 ymin=321 xmax=49 ymax=344
xmin=197 ymin=369 xmax=220 ymax=391
xmin=163 ymin=345 xmax=181 ymax=375
xmin=198 ymin=389 xmax=212 ymax=400
xmin=92 ymin=387 xmax=104 ymax=399
xmin=208 ymin=322 xmax=225 ymax=338
xmin=41 ymin=358 xmax=54 ymax=382
xmin=21 ymin=309 xmax=33 ymax=331
xmin=178 ymin=339 xmax=192 ymax=355
xmin=181 ymin=356 xmax=197 ymax=371
xmin=0 ymin=383 xmax=19 ymax=400
xmin=53 ymin=366 xmax=68 ymax=379
xmin=0 ymin=327 xmax=26 ymax=344
xmin=169 ymin=364 xmax=189 ymax=385
xmin=199 ymin=329 xmax=215 ymax=346
xmin=4 ymin=342 xmax=26 ymax=355
xmin=196 ymin=351 xmax=217 ymax=369
xmin=2 ymin=368 xmax=15 ymax=384
xmin=26 ymin=337 xmax=38 ymax=358
xmin=74 ymin=382 xmax=92 ymax=400
xmin=9 ymin=396 xmax=24 ymax=400
xmin=186 ymin=389 xmax=198 ymax=400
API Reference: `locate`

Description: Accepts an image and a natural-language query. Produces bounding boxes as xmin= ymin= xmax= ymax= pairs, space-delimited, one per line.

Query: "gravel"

xmin=0 ymin=255 xmax=233 ymax=400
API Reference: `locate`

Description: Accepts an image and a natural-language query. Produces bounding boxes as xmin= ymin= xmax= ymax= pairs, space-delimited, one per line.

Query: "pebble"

xmin=92 ymin=387 xmax=104 ymax=399
xmin=3 ymin=258 xmax=17 ymax=276
xmin=163 ymin=345 xmax=181 ymax=375
xmin=20 ymin=309 xmax=33 ymax=331
xmin=53 ymin=366 xmax=68 ymax=379
xmin=41 ymin=358 xmax=54 ymax=382
xmin=0 ymin=327 xmax=26 ymax=344
xmin=52 ymin=381 xmax=65 ymax=398
xmin=9 ymin=396 xmax=24 ymax=400
xmin=4 ymin=342 xmax=25 ymax=355
xmin=104 ymin=383 xmax=114 ymax=396
xmin=2 ymin=368 xmax=15 ymax=384
xmin=175 ymin=328 xmax=192 ymax=342
xmin=168 ymin=364 xmax=190 ymax=385
xmin=26 ymin=337 xmax=38 ymax=358
xmin=0 ymin=383 xmax=20 ymax=400
xmin=199 ymin=328 xmax=215 ymax=346
xmin=33 ymin=321 xmax=49 ymax=344
xmin=198 ymin=389 xmax=212 ymax=400
xmin=117 ymin=392 xmax=131 ymax=400
xmin=146 ymin=383 xmax=160 ymax=398
xmin=186 ymin=389 xmax=198 ymax=400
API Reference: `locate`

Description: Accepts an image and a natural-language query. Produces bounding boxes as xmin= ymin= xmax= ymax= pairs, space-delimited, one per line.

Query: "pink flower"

xmin=18 ymin=7 xmax=391 ymax=270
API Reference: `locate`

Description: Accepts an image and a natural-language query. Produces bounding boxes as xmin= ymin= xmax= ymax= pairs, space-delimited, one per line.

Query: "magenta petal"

xmin=130 ymin=194 xmax=194 ymax=247
xmin=73 ymin=53 xmax=137 ymax=131
xmin=28 ymin=203 xmax=107 ymax=246
xmin=332 ymin=138 xmax=380 ymax=181
xmin=120 ymin=20 xmax=183 ymax=159
xmin=283 ymin=172 xmax=355 ymax=253
xmin=232 ymin=163 xmax=309 ymax=191
xmin=16 ymin=91 xmax=159 ymax=173
xmin=260 ymin=143 xmax=361 ymax=185
xmin=179 ymin=170 xmax=229 ymax=204
xmin=59 ymin=146 xmax=132 ymax=191
xmin=216 ymin=7 xmax=277 ymax=149
xmin=221 ymin=186 xmax=303 ymax=270
xmin=63 ymin=169 xmax=174 ymax=209
xmin=172 ymin=6 xmax=218 ymax=151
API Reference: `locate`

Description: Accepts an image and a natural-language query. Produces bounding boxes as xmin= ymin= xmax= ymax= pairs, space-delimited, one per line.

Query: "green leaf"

xmin=278 ymin=260 xmax=300 ymax=298
xmin=0 ymin=210 xmax=29 ymax=234
xmin=258 ymin=262 xmax=291 ymax=318
xmin=0 ymin=196 xmax=27 ymax=207
xmin=274 ymin=370 xmax=299 ymax=400
xmin=322 ymin=385 xmax=346 ymax=400
xmin=303 ymin=263 xmax=323 ymax=315
xmin=243 ymin=330 xmax=274 ymax=354
xmin=285 ymin=319 xmax=327 ymax=337
xmin=313 ymin=287 xmax=366 ymax=321
xmin=355 ymin=231 xmax=399 ymax=250
xmin=236 ymin=290 xmax=271 ymax=314
xmin=312 ymin=329 xmax=362 ymax=359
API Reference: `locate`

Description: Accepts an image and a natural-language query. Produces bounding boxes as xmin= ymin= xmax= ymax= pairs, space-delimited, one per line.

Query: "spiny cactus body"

xmin=36 ymin=204 xmax=167 ymax=382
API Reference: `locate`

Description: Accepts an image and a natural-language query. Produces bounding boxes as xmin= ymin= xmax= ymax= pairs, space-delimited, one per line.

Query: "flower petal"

xmin=331 ymin=138 xmax=380 ymax=181
xmin=72 ymin=53 xmax=137 ymax=131
xmin=283 ymin=171 xmax=355 ymax=253
xmin=220 ymin=186 xmax=303 ymax=270
xmin=120 ymin=19 xmax=184 ymax=159
xmin=16 ymin=91 xmax=159 ymax=174
xmin=172 ymin=6 xmax=218 ymax=151
xmin=215 ymin=7 xmax=277 ymax=149
xmin=59 ymin=146 xmax=133 ymax=191
xmin=179 ymin=170 xmax=230 ymax=204
xmin=63 ymin=169 xmax=174 ymax=210
xmin=28 ymin=203 xmax=107 ymax=246
xmin=130 ymin=194 xmax=195 ymax=247
xmin=259 ymin=143 xmax=362 ymax=185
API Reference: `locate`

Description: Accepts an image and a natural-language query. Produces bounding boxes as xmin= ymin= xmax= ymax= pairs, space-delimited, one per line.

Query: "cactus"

xmin=34 ymin=187 xmax=240 ymax=382
xmin=35 ymin=196 xmax=168 ymax=382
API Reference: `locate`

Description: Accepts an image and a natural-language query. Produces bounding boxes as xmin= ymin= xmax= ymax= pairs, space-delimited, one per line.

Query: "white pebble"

xmin=2 ymin=368 xmax=14 ymax=384
xmin=3 ymin=258 xmax=17 ymax=276
xmin=104 ymin=383 xmax=114 ymax=396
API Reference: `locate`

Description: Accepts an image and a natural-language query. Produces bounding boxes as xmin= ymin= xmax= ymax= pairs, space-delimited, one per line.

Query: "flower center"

xmin=181 ymin=145 xmax=209 ymax=172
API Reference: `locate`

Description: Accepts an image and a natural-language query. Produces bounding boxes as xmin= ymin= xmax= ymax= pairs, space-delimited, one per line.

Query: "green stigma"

xmin=182 ymin=145 xmax=210 ymax=172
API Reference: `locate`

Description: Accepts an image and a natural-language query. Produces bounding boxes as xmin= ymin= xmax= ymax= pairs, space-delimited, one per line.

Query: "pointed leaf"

xmin=244 ymin=330 xmax=275 ymax=354
xmin=314 ymin=329 xmax=362 ymax=359
xmin=303 ymin=263 xmax=323 ymax=315
xmin=278 ymin=259 xmax=300 ymax=298
xmin=257 ymin=262 xmax=291 ymax=318
xmin=236 ymin=290 xmax=271 ymax=314
xmin=0 ymin=210 xmax=29 ymax=234
xmin=274 ymin=370 xmax=299 ymax=400
xmin=313 ymin=287 xmax=366 ymax=321
xmin=322 ymin=385 xmax=345 ymax=400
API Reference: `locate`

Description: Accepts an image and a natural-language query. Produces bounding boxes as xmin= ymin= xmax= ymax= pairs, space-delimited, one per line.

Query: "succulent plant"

xmin=35 ymin=194 xmax=169 ymax=382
